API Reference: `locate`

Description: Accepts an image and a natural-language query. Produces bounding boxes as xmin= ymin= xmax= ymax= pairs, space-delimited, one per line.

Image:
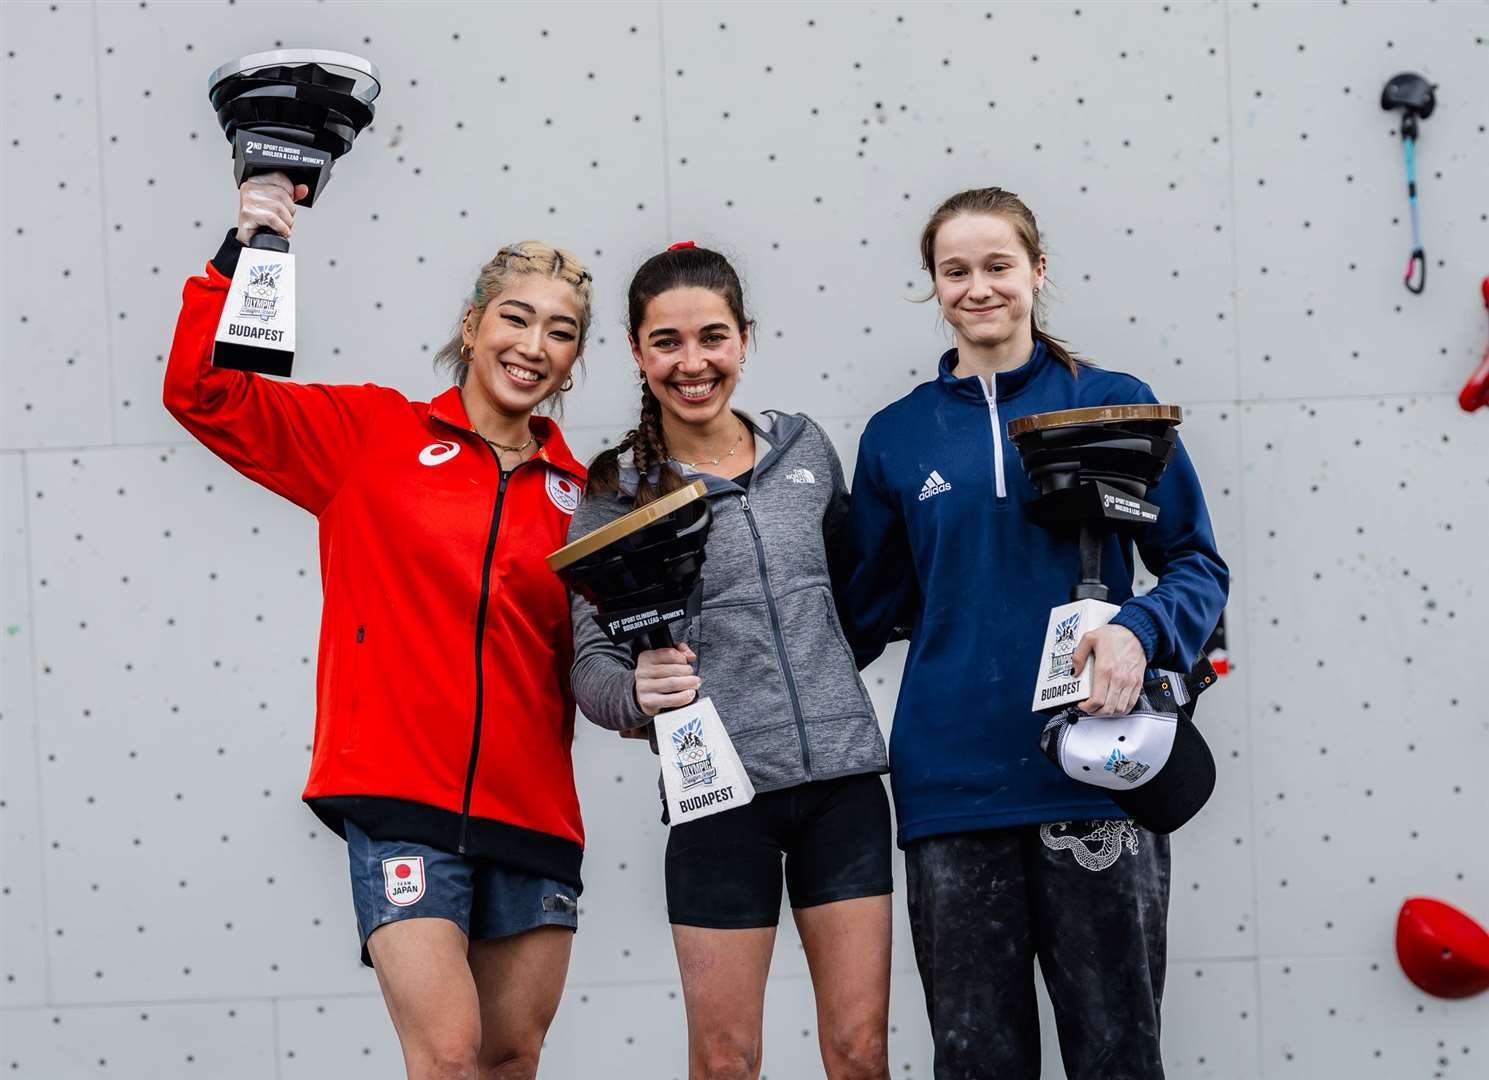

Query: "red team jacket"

xmin=164 ymin=243 xmax=588 ymax=889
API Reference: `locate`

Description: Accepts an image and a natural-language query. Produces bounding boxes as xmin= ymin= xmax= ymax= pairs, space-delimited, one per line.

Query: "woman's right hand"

xmin=634 ymin=644 xmax=700 ymax=716
xmin=236 ymin=172 xmax=311 ymax=246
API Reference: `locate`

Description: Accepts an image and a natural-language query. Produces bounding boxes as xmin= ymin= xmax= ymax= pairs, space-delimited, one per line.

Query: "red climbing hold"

xmin=1396 ymin=896 xmax=1489 ymax=999
xmin=1457 ymin=276 xmax=1489 ymax=412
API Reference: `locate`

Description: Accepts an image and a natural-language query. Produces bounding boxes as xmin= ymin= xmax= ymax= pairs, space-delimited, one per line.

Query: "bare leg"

xmin=672 ymin=924 xmax=777 ymax=1080
xmin=367 ymin=917 xmax=481 ymax=1080
xmin=467 ymin=925 xmax=574 ymax=1080
xmin=794 ymin=896 xmax=892 ymax=1080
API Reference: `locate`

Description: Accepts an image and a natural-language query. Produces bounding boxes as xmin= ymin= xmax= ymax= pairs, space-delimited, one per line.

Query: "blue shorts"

xmin=345 ymin=820 xmax=578 ymax=968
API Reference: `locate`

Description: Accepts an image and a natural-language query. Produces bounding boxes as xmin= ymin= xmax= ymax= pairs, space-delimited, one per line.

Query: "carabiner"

xmin=1404 ymin=250 xmax=1426 ymax=295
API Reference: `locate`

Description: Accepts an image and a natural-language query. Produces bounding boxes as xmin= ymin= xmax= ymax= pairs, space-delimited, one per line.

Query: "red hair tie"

xmin=667 ymin=240 xmax=696 ymax=251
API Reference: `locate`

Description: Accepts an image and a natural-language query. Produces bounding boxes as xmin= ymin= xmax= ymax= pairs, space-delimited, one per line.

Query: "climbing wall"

xmin=4 ymin=1 xmax=1488 ymax=1077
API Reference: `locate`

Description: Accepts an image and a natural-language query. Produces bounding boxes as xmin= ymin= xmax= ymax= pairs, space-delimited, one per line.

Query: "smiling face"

xmin=631 ymin=286 xmax=748 ymax=429
xmin=931 ymin=212 xmax=1046 ymax=353
xmin=461 ymin=274 xmax=583 ymax=418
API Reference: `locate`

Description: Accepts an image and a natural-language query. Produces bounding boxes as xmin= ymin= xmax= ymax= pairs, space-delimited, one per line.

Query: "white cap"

xmin=1046 ymin=710 xmax=1177 ymax=791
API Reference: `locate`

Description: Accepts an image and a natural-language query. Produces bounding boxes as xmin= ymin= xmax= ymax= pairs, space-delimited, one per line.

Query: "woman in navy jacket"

xmin=840 ymin=187 xmax=1229 ymax=1080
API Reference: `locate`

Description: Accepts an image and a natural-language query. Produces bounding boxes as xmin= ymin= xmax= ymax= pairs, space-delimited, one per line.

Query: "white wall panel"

xmin=1 ymin=999 xmax=276 ymax=1079
xmin=4 ymin=1 xmax=1488 ymax=1076
xmin=663 ymin=1 xmax=1238 ymax=420
xmin=1229 ymin=0 xmax=1489 ymax=400
xmin=1 ymin=2 xmax=115 ymax=450
xmin=2 ymin=454 xmax=50 ymax=1007
xmin=1242 ymin=395 xmax=1489 ymax=960
xmin=24 ymin=443 xmax=354 ymax=1003
xmin=1163 ymin=404 xmax=1257 ymax=964
xmin=1162 ymin=960 xmax=1262 ymax=1080
xmin=275 ymin=994 xmax=402 ymax=1080
xmin=1259 ymin=955 xmax=1487 ymax=1078
xmin=92 ymin=1 xmax=668 ymax=444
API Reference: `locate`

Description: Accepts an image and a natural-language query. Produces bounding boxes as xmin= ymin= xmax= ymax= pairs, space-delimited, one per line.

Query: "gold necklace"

xmin=672 ymin=422 xmax=745 ymax=469
xmin=484 ymin=434 xmax=535 ymax=453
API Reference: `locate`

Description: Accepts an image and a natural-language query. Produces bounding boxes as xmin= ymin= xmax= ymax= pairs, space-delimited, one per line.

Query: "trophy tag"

xmin=1031 ymin=597 xmax=1121 ymax=711
xmin=1099 ymin=488 xmax=1158 ymax=523
xmin=239 ymin=132 xmax=331 ymax=172
xmin=600 ymin=601 xmax=690 ymax=644
xmin=656 ymin=697 xmax=756 ymax=825
xmin=213 ymin=247 xmax=297 ymax=376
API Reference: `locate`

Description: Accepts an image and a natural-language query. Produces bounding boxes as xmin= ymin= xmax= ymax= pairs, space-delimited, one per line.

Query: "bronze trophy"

xmin=1007 ymin=404 xmax=1182 ymax=712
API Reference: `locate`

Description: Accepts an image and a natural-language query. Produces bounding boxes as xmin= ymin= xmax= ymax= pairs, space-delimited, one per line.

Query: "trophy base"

xmin=213 ymin=246 xmax=297 ymax=377
xmin=212 ymin=340 xmax=295 ymax=377
xmin=1032 ymin=597 xmax=1121 ymax=712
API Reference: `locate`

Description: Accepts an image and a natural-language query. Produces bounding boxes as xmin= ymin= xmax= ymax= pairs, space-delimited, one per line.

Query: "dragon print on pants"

xmin=1039 ymin=819 xmax=1139 ymax=871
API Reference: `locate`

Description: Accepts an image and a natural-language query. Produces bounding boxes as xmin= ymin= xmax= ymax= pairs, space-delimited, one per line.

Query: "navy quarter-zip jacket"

xmin=840 ymin=342 xmax=1229 ymax=845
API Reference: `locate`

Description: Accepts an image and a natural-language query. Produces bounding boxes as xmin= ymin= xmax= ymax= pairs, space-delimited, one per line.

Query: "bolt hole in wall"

xmin=2 ymin=2 xmax=1488 ymax=1077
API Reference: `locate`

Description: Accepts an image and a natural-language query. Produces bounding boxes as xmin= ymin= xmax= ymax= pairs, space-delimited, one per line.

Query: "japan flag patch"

xmin=546 ymin=470 xmax=581 ymax=514
xmin=382 ymin=856 xmax=426 ymax=907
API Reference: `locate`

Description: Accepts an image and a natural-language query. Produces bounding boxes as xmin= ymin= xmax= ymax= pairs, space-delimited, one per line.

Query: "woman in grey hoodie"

xmin=569 ymin=243 xmax=893 ymax=1080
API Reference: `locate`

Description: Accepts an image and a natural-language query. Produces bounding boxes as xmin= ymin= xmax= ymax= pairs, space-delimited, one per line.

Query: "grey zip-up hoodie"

xmin=567 ymin=410 xmax=888 ymax=793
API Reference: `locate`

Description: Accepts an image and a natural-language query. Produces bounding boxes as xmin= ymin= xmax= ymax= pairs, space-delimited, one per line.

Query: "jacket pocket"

xmin=776 ymin=585 xmax=875 ymax=721
xmin=333 ymin=622 xmax=368 ymax=753
xmin=691 ymin=599 xmax=794 ymax=739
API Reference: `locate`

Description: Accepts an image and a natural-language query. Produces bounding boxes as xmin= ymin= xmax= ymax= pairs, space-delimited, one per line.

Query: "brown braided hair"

xmin=587 ymin=244 xmax=753 ymax=506
xmin=918 ymin=187 xmax=1087 ymax=377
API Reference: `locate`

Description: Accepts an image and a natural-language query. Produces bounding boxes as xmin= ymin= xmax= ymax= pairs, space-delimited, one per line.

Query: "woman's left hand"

xmin=1072 ymin=624 xmax=1146 ymax=717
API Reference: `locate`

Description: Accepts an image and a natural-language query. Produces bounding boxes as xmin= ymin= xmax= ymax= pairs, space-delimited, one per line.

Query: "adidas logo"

xmin=918 ymin=470 xmax=952 ymax=501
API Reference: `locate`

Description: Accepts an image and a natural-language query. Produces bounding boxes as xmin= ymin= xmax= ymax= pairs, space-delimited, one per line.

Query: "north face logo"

xmin=786 ymin=467 xmax=816 ymax=485
xmin=918 ymin=470 xmax=952 ymax=501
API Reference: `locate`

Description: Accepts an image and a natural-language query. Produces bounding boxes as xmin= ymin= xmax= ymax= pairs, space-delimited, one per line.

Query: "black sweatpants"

xmin=905 ymin=819 xmax=1171 ymax=1080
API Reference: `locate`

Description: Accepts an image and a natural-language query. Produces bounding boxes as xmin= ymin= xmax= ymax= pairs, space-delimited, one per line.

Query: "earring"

xmin=561 ymin=376 xmax=575 ymax=392
xmin=460 ymin=343 xmax=473 ymax=362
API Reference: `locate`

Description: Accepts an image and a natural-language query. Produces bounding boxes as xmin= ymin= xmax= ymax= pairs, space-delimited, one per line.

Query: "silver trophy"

xmin=206 ymin=50 xmax=381 ymax=376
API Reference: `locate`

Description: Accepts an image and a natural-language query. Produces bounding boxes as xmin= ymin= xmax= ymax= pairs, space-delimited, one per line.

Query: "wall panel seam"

xmin=88 ymin=0 xmax=120 ymax=446
xmin=1221 ymin=3 xmax=1267 ymax=1076
xmin=656 ymin=0 xmax=674 ymax=242
xmin=18 ymin=451 xmax=56 ymax=1004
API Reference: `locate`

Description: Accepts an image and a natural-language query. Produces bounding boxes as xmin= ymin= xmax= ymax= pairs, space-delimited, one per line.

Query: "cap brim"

xmin=1111 ymin=708 xmax=1215 ymax=834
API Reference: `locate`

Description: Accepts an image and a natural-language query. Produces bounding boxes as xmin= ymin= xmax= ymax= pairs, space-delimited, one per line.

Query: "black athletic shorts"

xmin=664 ymin=772 xmax=894 ymax=928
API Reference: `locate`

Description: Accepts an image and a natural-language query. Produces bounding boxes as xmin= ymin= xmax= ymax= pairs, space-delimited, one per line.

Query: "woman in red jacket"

xmin=164 ymin=172 xmax=592 ymax=1080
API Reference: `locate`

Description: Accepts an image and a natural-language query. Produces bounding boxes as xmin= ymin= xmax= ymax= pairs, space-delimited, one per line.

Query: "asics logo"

xmin=918 ymin=470 xmax=952 ymax=501
xmin=418 ymin=440 xmax=461 ymax=467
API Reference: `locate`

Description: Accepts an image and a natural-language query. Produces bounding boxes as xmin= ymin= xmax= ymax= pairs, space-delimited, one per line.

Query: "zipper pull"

xmin=356 ymin=625 xmax=365 ymax=643
xmin=739 ymin=494 xmax=749 ymax=511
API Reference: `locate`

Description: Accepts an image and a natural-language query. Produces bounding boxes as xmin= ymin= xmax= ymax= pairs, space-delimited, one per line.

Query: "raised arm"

xmin=163 ymin=173 xmax=394 ymax=515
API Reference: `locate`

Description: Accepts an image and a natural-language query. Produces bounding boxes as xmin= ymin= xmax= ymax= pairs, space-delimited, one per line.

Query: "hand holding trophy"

xmin=549 ymin=482 xmax=756 ymax=824
xmin=1011 ymin=404 xmax=1218 ymax=834
xmin=206 ymin=50 xmax=381 ymax=376
xmin=1007 ymin=404 xmax=1181 ymax=713
xmin=234 ymin=172 xmax=309 ymax=247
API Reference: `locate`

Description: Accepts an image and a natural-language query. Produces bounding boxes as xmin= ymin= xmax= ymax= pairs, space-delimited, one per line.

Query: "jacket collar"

xmin=936 ymin=339 xmax=1050 ymax=402
xmin=428 ymin=385 xmax=586 ymax=480
xmin=614 ymin=408 xmax=806 ymax=498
